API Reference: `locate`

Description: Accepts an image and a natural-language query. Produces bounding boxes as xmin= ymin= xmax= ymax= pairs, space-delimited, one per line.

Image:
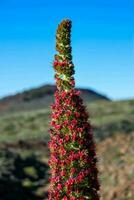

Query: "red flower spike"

xmin=48 ymin=19 xmax=100 ymax=199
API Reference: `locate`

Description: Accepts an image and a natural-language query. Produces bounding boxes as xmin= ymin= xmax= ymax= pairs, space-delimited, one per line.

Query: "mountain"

xmin=0 ymin=84 xmax=133 ymax=200
xmin=0 ymin=84 xmax=110 ymax=114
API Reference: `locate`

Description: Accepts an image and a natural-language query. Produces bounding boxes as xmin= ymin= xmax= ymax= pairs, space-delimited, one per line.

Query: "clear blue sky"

xmin=0 ymin=0 xmax=133 ymax=100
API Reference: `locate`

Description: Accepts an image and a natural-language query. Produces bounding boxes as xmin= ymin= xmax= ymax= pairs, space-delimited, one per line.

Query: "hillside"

xmin=98 ymin=133 xmax=134 ymax=200
xmin=0 ymin=132 xmax=134 ymax=200
xmin=0 ymin=84 xmax=109 ymax=114
xmin=0 ymin=88 xmax=134 ymax=200
xmin=0 ymin=99 xmax=133 ymax=144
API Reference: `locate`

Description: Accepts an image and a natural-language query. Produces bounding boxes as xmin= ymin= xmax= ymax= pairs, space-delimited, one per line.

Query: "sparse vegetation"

xmin=0 ymin=99 xmax=133 ymax=144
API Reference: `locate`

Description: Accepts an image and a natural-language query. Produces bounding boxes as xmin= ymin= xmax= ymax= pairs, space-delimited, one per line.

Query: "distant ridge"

xmin=0 ymin=84 xmax=110 ymax=114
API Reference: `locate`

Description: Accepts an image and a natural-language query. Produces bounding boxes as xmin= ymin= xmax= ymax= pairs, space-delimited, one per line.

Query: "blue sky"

xmin=0 ymin=0 xmax=133 ymax=100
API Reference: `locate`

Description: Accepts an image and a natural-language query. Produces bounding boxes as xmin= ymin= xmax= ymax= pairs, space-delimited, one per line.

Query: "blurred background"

xmin=0 ymin=0 xmax=133 ymax=199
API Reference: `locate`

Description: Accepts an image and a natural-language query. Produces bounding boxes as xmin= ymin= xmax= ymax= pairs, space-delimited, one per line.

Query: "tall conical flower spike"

xmin=48 ymin=19 xmax=100 ymax=200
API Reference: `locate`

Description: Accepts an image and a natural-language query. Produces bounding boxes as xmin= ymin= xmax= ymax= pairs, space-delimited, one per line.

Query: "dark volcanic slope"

xmin=0 ymin=84 xmax=110 ymax=114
